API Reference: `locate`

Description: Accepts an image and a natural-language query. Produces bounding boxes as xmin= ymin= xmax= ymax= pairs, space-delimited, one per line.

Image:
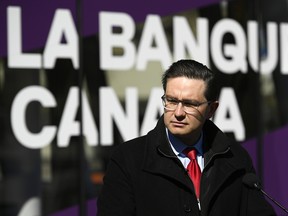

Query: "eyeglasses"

xmin=161 ymin=95 xmax=211 ymax=114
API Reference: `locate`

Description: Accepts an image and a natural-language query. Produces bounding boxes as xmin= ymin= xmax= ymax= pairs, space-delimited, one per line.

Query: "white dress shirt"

xmin=166 ymin=129 xmax=204 ymax=172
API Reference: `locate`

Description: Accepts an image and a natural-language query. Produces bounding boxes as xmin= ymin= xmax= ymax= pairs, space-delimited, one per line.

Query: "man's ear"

xmin=207 ymin=101 xmax=219 ymax=119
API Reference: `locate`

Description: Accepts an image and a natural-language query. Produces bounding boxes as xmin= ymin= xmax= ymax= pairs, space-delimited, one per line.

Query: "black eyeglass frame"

xmin=161 ymin=95 xmax=212 ymax=114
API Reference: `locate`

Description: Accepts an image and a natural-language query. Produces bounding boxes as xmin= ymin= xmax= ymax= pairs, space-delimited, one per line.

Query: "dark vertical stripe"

xmin=255 ymin=0 xmax=264 ymax=181
xmin=76 ymin=0 xmax=86 ymax=215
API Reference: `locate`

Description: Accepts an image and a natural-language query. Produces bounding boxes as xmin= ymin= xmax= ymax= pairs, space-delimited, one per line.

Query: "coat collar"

xmin=142 ymin=115 xmax=247 ymax=210
xmin=142 ymin=116 xmax=193 ymax=190
xmin=141 ymin=116 xmax=235 ymax=191
xmin=144 ymin=115 xmax=232 ymax=162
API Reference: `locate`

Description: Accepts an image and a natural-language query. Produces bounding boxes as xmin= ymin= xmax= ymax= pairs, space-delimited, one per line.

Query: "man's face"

xmin=163 ymin=77 xmax=217 ymax=144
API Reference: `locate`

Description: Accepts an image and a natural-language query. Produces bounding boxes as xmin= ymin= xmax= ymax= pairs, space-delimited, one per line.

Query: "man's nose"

xmin=174 ymin=102 xmax=186 ymax=116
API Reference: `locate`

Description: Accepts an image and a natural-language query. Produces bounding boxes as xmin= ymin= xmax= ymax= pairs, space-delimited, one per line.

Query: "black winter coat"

xmin=97 ymin=116 xmax=276 ymax=216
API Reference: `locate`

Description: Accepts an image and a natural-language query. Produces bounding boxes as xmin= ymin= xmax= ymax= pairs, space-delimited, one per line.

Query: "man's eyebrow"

xmin=165 ymin=96 xmax=200 ymax=103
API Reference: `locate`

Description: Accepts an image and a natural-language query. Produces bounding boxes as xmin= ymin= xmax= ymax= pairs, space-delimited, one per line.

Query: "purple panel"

xmin=0 ymin=0 xmax=223 ymax=57
xmin=49 ymin=206 xmax=78 ymax=216
xmin=81 ymin=0 xmax=223 ymax=36
xmin=242 ymin=125 xmax=288 ymax=215
xmin=263 ymin=126 xmax=288 ymax=215
xmin=49 ymin=199 xmax=97 ymax=216
xmin=0 ymin=0 xmax=76 ymax=57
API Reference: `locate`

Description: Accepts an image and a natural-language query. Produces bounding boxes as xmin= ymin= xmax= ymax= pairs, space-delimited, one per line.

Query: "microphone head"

xmin=242 ymin=173 xmax=262 ymax=190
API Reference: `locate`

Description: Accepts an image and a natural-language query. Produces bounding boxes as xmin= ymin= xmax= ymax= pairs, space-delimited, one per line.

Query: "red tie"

xmin=183 ymin=148 xmax=202 ymax=199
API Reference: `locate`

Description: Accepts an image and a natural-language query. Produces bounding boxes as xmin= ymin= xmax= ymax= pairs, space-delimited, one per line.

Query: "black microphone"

xmin=242 ymin=173 xmax=288 ymax=214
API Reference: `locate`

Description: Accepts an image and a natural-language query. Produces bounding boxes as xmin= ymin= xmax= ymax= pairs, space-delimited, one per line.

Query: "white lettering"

xmin=248 ymin=21 xmax=278 ymax=74
xmin=210 ymin=19 xmax=247 ymax=74
xmin=260 ymin=22 xmax=278 ymax=74
xmin=43 ymin=9 xmax=79 ymax=69
xmin=214 ymin=87 xmax=245 ymax=141
xmin=99 ymin=11 xmax=136 ymax=70
xmin=140 ymin=87 xmax=163 ymax=135
xmin=280 ymin=23 xmax=288 ymax=74
xmin=8 ymin=7 xmax=41 ymax=68
xmin=18 ymin=197 xmax=40 ymax=216
xmin=100 ymin=87 xmax=139 ymax=145
xmin=248 ymin=21 xmax=258 ymax=72
xmin=11 ymin=86 xmax=57 ymax=149
xmin=57 ymin=87 xmax=98 ymax=147
xmin=136 ymin=15 xmax=172 ymax=70
xmin=173 ymin=17 xmax=209 ymax=66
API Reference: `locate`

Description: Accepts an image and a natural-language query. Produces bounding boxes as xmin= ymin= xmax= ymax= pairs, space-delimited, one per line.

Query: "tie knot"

xmin=183 ymin=148 xmax=197 ymax=160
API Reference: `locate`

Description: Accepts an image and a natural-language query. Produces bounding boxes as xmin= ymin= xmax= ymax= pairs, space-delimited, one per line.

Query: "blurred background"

xmin=1 ymin=0 xmax=288 ymax=215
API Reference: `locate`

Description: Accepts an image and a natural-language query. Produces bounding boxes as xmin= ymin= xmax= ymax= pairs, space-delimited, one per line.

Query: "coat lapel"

xmin=142 ymin=149 xmax=194 ymax=191
xmin=141 ymin=116 xmax=195 ymax=192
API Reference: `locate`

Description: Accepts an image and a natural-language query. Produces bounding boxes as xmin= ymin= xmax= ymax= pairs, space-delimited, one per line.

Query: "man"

xmin=97 ymin=59 xmax=276 ymax=216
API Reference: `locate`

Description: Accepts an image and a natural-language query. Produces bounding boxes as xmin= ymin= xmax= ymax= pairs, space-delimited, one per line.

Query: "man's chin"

xmin=168 ymin=128 xmax=188 ymax=137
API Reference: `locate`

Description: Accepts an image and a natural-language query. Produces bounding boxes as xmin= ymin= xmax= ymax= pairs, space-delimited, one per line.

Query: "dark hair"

xmin=161 ymin=59 xmax=220 ymax=101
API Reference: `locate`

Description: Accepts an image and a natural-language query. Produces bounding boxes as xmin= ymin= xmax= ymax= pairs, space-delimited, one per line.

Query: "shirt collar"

xmin=167 ymin=129 xmax=204 ymax=157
